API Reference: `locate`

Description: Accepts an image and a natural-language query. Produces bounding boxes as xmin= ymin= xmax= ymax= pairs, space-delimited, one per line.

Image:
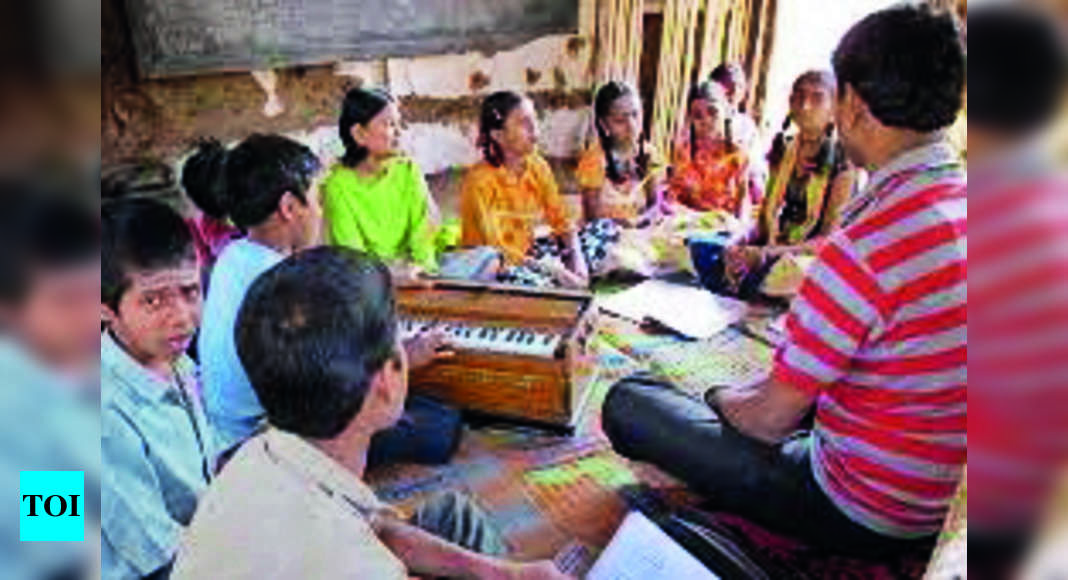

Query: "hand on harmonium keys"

xmin=389 ymin=263 xmax=435 ymax=289
xmin=403 ymin=327 xmax=455 ymax=369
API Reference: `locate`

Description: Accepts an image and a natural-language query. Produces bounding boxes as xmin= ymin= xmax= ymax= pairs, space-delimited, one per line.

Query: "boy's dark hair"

xmin=101 ymin=198 xmax=196 ymax=312
xmin=339 ymin=87 xmax=394 ymax=168
xmin=236 ymin=246 xmax=398 ymax=440
xmin=593 ymin=81 xmax=650 ymax=185
xmin=833 ymin=3 xmax=965 ymax=132
xmin=476 ymin=91 xmax=526 ymax=167
xmin=709 ymin=62 xmax=745 ymax=90
xmin=181 ymin=138 xmax=230 ymax=219
xmin=0 ymin=182 xmax=99 ymax=305
xmin=221 ymin=133 xmax=322 ymax=229
xmin=968 ymin=4 xmax=1068 ymax=134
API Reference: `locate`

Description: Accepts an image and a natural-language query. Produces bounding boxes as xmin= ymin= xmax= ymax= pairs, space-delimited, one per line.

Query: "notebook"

xmin=585 ymin=511 xmax=720 ymax=580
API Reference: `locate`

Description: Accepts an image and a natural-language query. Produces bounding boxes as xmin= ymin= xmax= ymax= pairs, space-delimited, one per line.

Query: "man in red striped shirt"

xmin=966 ymin=5 xmax=1068 ymax=578
xmin=603 ymin=4 xmax=966 ymax=558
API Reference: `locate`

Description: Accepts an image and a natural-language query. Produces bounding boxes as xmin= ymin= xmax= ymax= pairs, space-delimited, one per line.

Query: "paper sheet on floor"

xmin=598 ymin=280 xmax=747 ymax=339
xmin=586 ymin=511 xmax=720 ymax=580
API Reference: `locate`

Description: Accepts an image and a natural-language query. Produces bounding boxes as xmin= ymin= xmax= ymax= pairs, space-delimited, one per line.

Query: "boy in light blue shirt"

xmin=101 ymin=198 xmax=215 ymax=579
xmin=197 ymin=133 xmax=453 ymax=459
xmin=196 ymin=134 xmax=325 ymax=452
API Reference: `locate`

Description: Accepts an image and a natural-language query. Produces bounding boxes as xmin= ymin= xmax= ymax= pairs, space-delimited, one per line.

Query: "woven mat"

xmin=597 ymin=314 xmax=775 ymax=398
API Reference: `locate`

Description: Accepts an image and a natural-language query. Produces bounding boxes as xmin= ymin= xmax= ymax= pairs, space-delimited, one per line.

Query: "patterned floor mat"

xmin=597 ymin=314 xmax=775 ymax=398
xmin=366 ymin=337 xmax=692 ymax=559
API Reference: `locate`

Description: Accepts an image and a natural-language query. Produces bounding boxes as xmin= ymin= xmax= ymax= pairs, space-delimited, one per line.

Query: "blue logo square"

xmin=20 ymin=471 xmax=84 ymax=542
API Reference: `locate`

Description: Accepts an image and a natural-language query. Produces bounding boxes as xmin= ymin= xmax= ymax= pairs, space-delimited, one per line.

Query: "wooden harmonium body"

xmin=396 ymin=281 xmax=598 ymax=432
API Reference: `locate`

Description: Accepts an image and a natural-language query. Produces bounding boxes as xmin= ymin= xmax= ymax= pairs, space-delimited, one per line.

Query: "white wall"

xmin=315 ymin=0 xmax=598 ymax=174
xmin=761 ymin=0 xmax=899 ymax=144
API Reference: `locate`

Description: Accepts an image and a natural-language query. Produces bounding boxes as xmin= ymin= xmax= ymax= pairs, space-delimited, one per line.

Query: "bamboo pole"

xmin=698 ymin=0 xmax=726 ymax=80
xmin=627 ymin=0 xmax=645 ymax=84
xmin=650 ymin=0 xmax=701 ymax=157
xmin=747 ymin=0 xmax=778 ymax=125
xmin=597 ymin=0 xmax=645 ymax=86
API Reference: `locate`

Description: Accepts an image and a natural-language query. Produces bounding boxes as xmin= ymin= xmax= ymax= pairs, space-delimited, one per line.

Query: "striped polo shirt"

xmin=773 ymin=141 xmax=967 ymax=538
xmin=969 ymin=147 xmax=1068 ymax=532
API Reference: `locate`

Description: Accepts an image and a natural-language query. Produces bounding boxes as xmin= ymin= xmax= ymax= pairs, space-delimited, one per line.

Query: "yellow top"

xmin=460 ymin=154 xmax=572 ymax=265
xmin=576 ymin=141 xmax=664 ymax=222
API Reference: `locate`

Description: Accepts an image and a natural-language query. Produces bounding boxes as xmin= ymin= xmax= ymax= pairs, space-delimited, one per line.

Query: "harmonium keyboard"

xmin=396 ymin=280 xmax=599 ymax=433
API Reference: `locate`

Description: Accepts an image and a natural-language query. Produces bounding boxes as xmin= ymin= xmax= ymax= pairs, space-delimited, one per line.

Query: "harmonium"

xmin=396 ymin=280 xmax=599 ymax=433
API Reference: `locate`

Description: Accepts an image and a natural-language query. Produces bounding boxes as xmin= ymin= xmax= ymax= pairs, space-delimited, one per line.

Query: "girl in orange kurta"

xmin=669 ymin=81 xmax=762 ymax=219
xmin=460 ymin=91 xmax=588 ymax=288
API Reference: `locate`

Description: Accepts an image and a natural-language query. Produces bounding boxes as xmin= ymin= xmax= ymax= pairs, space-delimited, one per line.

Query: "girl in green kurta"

xmin=323 ymin=87 xmax=440 ymax=275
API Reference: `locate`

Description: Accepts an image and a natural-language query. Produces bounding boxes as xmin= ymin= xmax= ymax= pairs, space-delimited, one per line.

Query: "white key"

xmin=398 ymin=319 xmax=559 ymax=358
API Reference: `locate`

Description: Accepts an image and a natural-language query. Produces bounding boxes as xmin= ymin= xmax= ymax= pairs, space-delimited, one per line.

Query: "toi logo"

xmin=20 ymin=471 xmax=84 ymax=541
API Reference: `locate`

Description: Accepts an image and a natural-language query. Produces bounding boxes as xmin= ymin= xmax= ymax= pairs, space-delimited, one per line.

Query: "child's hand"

xmin=724 ymin=245 xmax=763 ymax=290
xmin=542 ymin=258 xmax=588 ymax=289
xmin=403 ymin=329 xmax=455 ymax=368
xmin=553 ymin=268 xmax=589 ymax=290
xmin=477 ymin=559 xmax=573 ymax=580
xmin=507 ymin=561 xmax=573 ymax=580
xmin=392 ymin=264 xmax=439 ymax=290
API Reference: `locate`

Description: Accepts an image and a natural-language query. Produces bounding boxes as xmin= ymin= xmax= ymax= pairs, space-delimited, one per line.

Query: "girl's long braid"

xmin=594 ymin=81 xmax=649 ymax=185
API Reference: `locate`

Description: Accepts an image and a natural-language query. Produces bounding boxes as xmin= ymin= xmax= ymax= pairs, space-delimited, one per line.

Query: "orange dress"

xmin=460 ymin=154 xmax=572 ymax=265
xmin=575 ymin=142 xmax=665 ymax=223
xmin=669 ymin=139 xmax=751 ymax=215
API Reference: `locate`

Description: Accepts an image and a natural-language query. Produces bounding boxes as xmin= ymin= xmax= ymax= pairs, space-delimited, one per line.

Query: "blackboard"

xmin=124 ymin=0 xmax=580 ymax=78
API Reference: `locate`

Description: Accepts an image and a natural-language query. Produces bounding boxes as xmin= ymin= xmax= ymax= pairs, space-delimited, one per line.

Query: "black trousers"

xmin=602 ymin=374 xmax=935 ymax=560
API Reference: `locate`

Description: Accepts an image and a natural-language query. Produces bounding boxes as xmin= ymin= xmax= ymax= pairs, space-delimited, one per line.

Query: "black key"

xmin=543 ymin=334 xmax=553 ymax=345
xmin=506 ymin=330 xmax=516 ymax=342
xmin=526 ymin=334 xmax=535 ymax=345
xmin=479 ymin=328 xmax=488 ymax=339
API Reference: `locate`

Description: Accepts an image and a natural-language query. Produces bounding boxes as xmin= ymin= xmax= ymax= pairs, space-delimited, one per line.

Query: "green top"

xmin=323 ymin=157 xmax=439 ymax=272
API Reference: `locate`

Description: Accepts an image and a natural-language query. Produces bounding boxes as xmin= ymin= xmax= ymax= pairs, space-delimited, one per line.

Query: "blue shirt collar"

xmin=101 ymin=330 xmax=196 ymax=405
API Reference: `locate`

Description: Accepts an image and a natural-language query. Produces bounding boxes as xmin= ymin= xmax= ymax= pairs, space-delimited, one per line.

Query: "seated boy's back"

xmin=174 ymin=429 xmax=408 ymax=578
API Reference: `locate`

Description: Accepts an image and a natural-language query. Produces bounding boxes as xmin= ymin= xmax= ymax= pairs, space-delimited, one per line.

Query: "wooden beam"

xmin=743 ymin=0 xmax=776 ymax=124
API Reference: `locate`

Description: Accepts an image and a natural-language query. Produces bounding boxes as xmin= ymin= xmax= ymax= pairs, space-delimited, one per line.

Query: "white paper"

xmin=586 ymin=511 xmax=720 ymax=580
xmin=598 ymin=280 xmax=747 ymax=339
